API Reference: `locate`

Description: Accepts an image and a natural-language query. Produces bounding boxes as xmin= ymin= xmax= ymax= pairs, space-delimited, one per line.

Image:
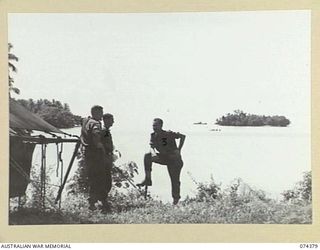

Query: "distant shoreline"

xmin=215 ymin=110 xmax=291 ymax=127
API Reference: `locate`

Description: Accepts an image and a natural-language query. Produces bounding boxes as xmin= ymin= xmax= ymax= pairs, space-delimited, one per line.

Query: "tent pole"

xmin=18 ymin=196 xmax=21 ymax=209
xmin=59 ymin=143 xmax=64 ymax=209
xmin=55 ymin=140 xmax=81 ymax=204
xmin=144 ymin=186 xmax=148 ymax=200
xmin=40 ymin=144 xmax=45 ymax=209
xmin=39 ymin=144 xmax=48 ymax=210
xmin=43 ymin=144 xmax=47 ymax=209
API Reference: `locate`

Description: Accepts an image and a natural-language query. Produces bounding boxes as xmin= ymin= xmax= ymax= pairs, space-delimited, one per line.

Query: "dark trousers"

xmin=85 ymin=150 xmax=112 ymax=205
xmin=144 ymin=152 xmax=183 ymax=199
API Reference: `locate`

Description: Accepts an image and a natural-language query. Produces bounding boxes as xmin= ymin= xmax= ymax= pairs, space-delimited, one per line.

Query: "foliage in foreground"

xmin=9 ymin=170 xmax=312 ymax=225
xmin=282 ymin=171 xmax=312 ymax=203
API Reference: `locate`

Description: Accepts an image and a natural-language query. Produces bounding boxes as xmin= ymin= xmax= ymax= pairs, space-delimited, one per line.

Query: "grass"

xmin=9 ymin=177 xmax=312 ymax=225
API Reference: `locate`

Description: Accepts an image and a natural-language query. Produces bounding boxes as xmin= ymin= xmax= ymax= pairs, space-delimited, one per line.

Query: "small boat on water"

xmin=193 ymin=122 xmax=207 ymax=125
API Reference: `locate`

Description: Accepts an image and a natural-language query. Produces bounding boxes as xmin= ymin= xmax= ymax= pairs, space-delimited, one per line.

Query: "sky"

xmin=8 ymin=11 xmax=311 ymax=133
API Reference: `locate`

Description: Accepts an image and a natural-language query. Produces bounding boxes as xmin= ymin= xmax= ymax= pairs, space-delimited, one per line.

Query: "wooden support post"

xmin=55 ymin=141 xmax=81 ymax=204
xmin=144 ymin=185 xmax=148 ymax=200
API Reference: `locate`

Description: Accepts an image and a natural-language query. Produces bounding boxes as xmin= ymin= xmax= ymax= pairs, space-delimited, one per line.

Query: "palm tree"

xmin=8 ymin=43 xmax=20 ymax=96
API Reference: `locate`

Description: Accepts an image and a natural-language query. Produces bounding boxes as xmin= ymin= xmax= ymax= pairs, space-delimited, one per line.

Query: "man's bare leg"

xmin=137 ymin=153 xmax=153 ymax=187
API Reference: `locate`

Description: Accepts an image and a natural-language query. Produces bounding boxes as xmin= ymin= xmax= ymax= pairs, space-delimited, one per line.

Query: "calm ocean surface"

xmin=31 ymin=125 xmax=310 ymax=203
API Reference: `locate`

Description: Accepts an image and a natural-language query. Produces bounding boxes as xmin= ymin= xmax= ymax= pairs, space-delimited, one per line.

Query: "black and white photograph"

xmin=8 ymin=10 xmax=311 ymax=225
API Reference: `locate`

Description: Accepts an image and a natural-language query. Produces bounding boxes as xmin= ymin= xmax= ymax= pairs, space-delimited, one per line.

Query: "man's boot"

xmin=173 ymin=198 xmax=180 ymax=205
xmin=137 ymin=170 xmax=152 ymax=187
xmin=89 ymin=202 xmax=97 ymax=211
xmin=101 ymin=200 xmax=111 ymax=214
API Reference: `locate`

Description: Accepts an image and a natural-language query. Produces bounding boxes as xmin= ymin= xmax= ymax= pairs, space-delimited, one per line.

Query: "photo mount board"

xmin=0 ymin=0 xmax=319 ymax=243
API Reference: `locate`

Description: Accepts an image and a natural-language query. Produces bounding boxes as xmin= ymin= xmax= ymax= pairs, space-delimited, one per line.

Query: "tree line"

xmin=216 ymin=110 xmax=290 ymax=127
xmin=8 ymin=43 xmax=82 ymax=129
xmin=8 ymin=43 xmax=20 ymax=96
xmin=15 ymin=98 xmax=82 ymax=129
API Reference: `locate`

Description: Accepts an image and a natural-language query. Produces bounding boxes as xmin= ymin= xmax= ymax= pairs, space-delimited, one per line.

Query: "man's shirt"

xmin=150 ymin=130 xmax=181 ymax=154
xmin=101 ymin=128 xmax=114 ymax=154
xmin=81 ymin=117 xmax=102 ymax=148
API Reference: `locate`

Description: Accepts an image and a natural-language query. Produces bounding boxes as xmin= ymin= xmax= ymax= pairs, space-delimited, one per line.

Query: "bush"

xmin=195 ymin=176 xmax=221 ymax=202
xmin=66 ymin=151 xmax=143 ymax=211
xmin=282 ymin=171 xmax=312 ymax=203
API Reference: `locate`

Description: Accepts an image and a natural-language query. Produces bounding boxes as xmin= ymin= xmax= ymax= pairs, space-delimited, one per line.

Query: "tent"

xmin=9 ymin=99 xmax=80 ymax=205
xmin=10 ymin=98 xmax=63 ymax=134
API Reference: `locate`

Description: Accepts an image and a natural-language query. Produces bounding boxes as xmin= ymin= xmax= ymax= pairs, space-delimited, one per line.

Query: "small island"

xmin=215 ymin=110 xmax=290 ymax=127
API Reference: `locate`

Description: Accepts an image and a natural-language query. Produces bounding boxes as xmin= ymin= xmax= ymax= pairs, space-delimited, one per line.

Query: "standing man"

xmin=80 ymin=105 xmax=109 ymax=212
xmin=137 ymin=118 xmax=186 ymax=205
xmin=100 ymin=113 xmax=115 ymax=211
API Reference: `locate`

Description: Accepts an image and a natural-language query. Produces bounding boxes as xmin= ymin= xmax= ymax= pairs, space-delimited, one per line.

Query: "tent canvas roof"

xmin=10 ymin=99 xmax=63 ymax=134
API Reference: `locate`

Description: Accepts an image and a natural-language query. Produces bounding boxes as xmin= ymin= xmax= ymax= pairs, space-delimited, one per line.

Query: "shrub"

xmin=195 ymin=177 xmax=222 ymax=202
xmin=66 ymin=151 xmax=142 ymax=211
xmin=282 ymin=171 xmax=312 ymax=203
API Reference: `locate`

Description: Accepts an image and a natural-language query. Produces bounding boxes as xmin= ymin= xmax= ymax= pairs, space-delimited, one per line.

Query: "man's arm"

xmin=91 ymin=125 xmax=106 ymax=155
xmin=177 ymin=133 xmax=186 ymax=152
xmin=149 ymin=133 xmax=159 ymax=154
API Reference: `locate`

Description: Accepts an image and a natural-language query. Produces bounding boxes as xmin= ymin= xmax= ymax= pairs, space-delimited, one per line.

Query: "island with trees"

xmin=216 ymin=110 xmax=290 ymax=127
xmin=15 ymin=98 xmax=82 ymax=129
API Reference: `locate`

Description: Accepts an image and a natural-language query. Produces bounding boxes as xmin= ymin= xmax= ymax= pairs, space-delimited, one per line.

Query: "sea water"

xmin=30 ymin=125 xmax=310 ymax=203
